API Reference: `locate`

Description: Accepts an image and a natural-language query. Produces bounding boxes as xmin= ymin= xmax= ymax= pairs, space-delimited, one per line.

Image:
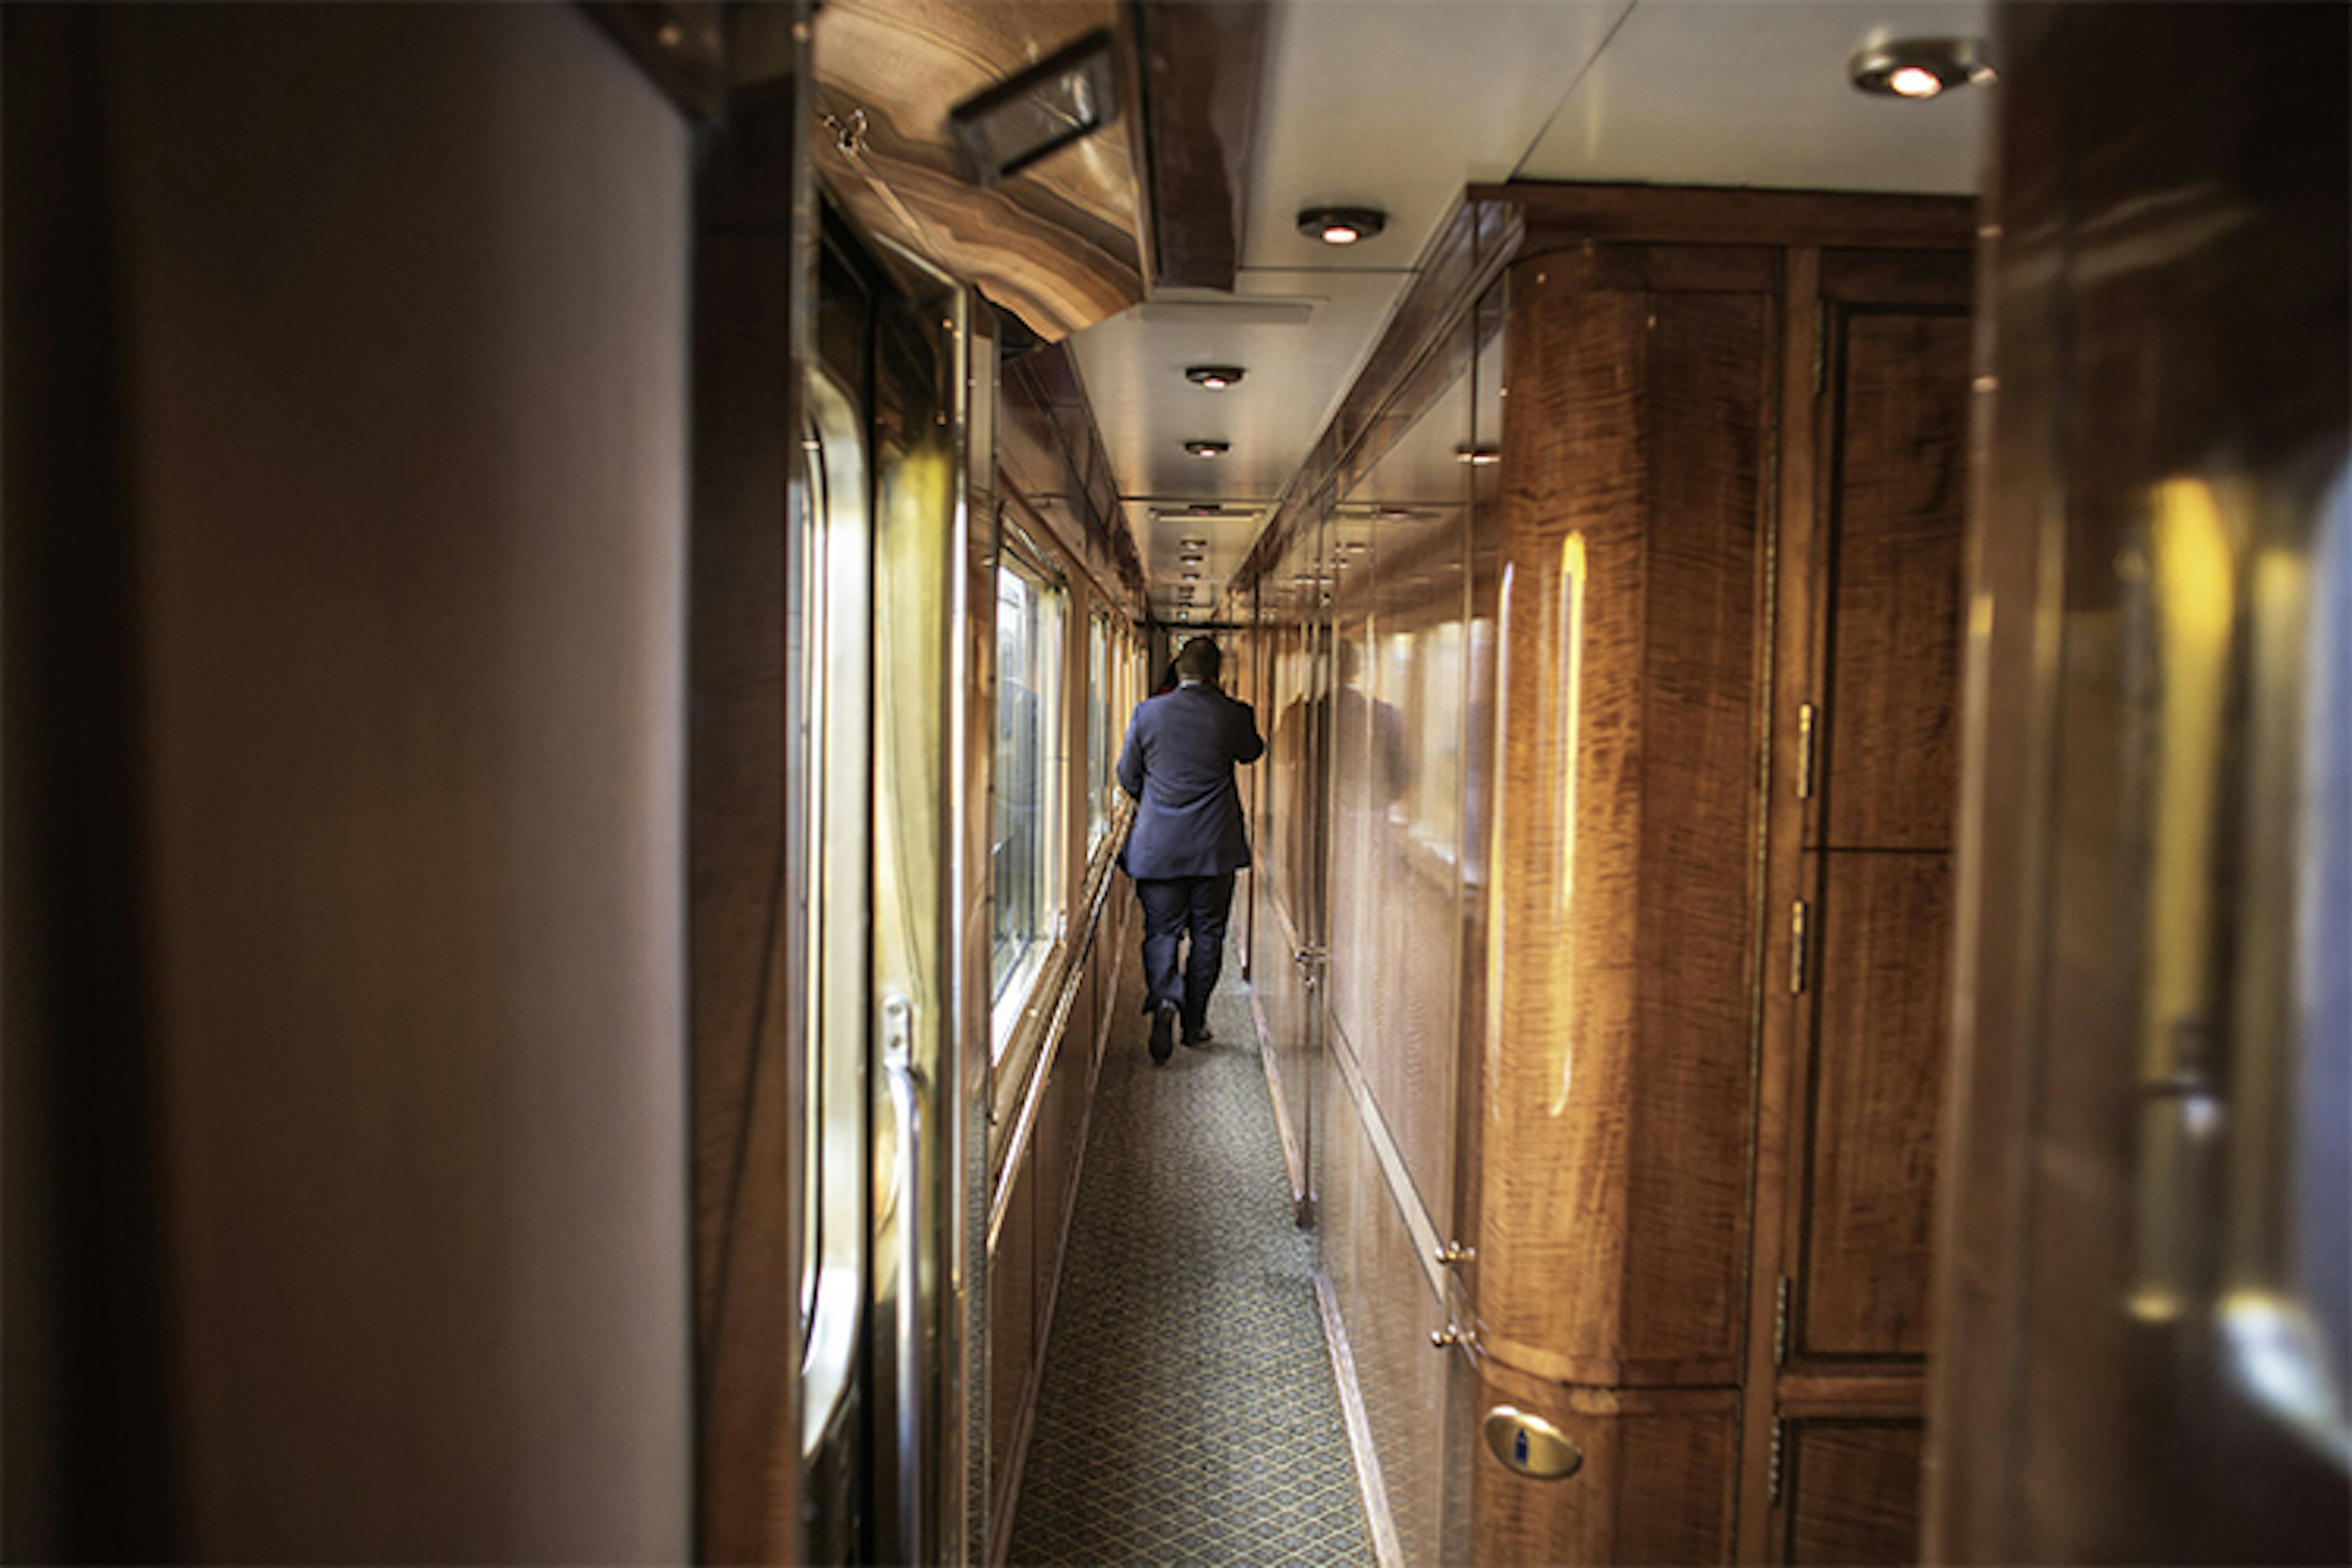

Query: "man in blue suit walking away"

xmin=1117 ymin=636 xmax=1266 ymax=1063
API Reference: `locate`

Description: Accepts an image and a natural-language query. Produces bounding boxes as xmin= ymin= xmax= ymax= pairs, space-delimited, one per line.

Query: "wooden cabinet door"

xmin=1745 ymin=249 xmax=1972 ymax=1566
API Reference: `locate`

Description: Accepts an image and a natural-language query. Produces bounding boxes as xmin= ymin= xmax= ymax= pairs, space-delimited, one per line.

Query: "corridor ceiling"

xmin=1060 ymin=0 xmax=1991 ymax=623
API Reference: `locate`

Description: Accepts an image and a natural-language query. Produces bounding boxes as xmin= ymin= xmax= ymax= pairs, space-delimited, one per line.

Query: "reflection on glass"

xmin=2219 ymin=463 xmax=2352 ymax=1467
xmin=1088 ymin=612 xmax=1114 ymax=851
xmin=992 ymin=554 xmax=1065 ymax=1041
xmin=799 ymin=372 xmax=870 ymax=1454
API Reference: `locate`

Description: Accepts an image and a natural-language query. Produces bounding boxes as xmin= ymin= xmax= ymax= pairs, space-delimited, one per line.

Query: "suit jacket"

xmin=1117 ymin=682 xmax=1266 ymax=879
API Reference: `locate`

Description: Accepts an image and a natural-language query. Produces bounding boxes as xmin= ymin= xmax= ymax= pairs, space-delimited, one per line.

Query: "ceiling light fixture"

xmin=1297 ymin=205 xmax=1387 ymax=246
xmin=1849 ymin=38 xmax=1996 ymax=99
xmin=1456 ymin=446 xmax=1501 ymax=466
xmin=1185 ymin=440 xmax=1229 ymax=459
xmin=1180 ymin=537 xmax=1208 ymax=548
xmin=1185 ymin=365 xmax=1246 ymax=390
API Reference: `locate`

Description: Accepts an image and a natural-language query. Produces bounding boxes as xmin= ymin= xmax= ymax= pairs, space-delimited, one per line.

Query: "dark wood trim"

xmin=1820 ymin=246 xmax=1973 ymax=305
xmin=1471 ymin=181 xmax=1976 ymax=253
xmin=1131 ymin=1 xmax=1269 ymax=291
xmin=690 ymin=61 xmax=814 ymax=1567
xmin=2 ymin=10 xmax=184 ymax=1556
xmin=583 ymin=1 xmax=729 ymax=123
xmin=1733 ymin=241 xmax=1823 ymax=1568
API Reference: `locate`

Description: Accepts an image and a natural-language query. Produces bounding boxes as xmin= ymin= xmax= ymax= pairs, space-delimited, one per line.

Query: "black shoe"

xmin=1183 ymin=1023 xmax=1213 ymax=1048
xmin=1149 ymin=1001 xmax=1177 ymax=1063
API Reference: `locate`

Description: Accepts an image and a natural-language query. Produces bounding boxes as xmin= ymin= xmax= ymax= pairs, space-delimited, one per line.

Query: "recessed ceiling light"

xmin=1849 ymin=38 xmax=1996 ymax=99
xmin=1185 ymin=440 xmax=1229 ymax=458
xmin=1180 ymin=537 xmax=1209 ymax=549
xmin=1183 ymin=571 xmax=1201 ymax=581
xmin=1297 ymin=205 xmax=1387 ymax=246
xmin=1185 ymin=365 xmax=1246 ymax=390
xmin=1456 ymin=446 xmax=1501 ymax=466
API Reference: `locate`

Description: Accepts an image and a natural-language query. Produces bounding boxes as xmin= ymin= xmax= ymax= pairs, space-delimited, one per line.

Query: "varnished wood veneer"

xmin=1479 ymin=262 xmax=1768 ymax=1385
xmin=1779 ymin=1420 xmax=1923 ymax=1566
xmin=1815 ymin=309 xmax=1969 ymax=853
xmin=1743 ymin=268 xmax=1970 ymax=1564
xmin=810 ymin=0 xmax=1144 ymax=342
xmin=1131 ymin=0 xmax=1265 ymax=291
xmin=1795 ymin=854 xmax=1951 ymax=1362
xmin=1477 ymin=182 xmax=1975 ymax=255
xmin=1474 ymin=1361 xmax=1741 ymax=1567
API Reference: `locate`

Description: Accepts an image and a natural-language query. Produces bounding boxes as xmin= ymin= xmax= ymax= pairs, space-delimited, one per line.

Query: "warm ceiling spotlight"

xmin=1297 ymin=205 xmax=1388 ymax=246
xmin=1185 ymin=440 xmax=1229 ymax=458
xmin=1849 ymin=38 xmax=1996 ymax=99
xmin=1456 ymin=446 xmax=1501 ymax=466
xmin=1180 ymin=537 xmax=1208 ymax=548
xmin=1186 ymin=365 xmax=1246 ymax=390
xmin=1183 ymin=571 xmax=1202 ymax=581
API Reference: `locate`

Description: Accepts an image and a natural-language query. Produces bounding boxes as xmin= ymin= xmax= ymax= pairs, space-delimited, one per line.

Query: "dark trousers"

xmin=1135 ymin=872 xmax=1236 ymax=1034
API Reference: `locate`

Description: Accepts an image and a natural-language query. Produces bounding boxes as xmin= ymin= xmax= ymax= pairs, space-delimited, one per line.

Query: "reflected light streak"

xmin=1485 ymin=564 xmax=1517 ymax=1126
xmin=1550 ymin=533 xmax=1588 ymax=1118
xmin=2220 ymin=1291 xmax=2352 ymax=1469
xmin=2134 ymin=478 xmax=2236 ymax=1324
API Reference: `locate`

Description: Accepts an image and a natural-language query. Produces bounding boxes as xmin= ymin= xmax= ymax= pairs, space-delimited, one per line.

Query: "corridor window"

xmin=993 ymin=552 xmax=1066 ymax=1044
xmin=1087 ymin=612 xmax=1116 ymax=852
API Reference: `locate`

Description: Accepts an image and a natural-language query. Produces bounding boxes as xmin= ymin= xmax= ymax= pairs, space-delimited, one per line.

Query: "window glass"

xmin=1088 ymin=611 xmax=1115 ymax=851
xmin=798 ymin=371 xmax=868 ymax=1454
xmin=992 ymin=551 xmax=1065 ymax=1044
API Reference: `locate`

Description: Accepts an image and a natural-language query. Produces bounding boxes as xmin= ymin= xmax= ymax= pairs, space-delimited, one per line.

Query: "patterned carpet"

xmin=1005 ymin=940 xmax=1374 ymax=1567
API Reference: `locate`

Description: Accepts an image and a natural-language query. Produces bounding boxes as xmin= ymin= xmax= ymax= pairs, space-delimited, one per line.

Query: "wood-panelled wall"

xmin=1467 ymin=189 xmax=1972 ymax=1566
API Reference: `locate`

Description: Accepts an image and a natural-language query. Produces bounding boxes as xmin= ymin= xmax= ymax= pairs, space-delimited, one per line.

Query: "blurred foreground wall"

xmin=1928 ymin=6 xmax=2350 ymax=1561
xmin=6 ymin=6 xmax=695 ymax=1559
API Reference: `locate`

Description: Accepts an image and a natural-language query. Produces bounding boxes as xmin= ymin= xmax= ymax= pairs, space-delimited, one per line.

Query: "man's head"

xmin=1174 ymin=636 xmax=1222 ymax=685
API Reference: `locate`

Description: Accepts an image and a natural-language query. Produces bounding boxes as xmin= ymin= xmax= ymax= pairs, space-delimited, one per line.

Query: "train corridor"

xmin=1005 ymin=935 xmax=1373 ymax=1567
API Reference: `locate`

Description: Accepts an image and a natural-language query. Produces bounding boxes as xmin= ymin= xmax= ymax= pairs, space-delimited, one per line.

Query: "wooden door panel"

xmin=1625 ymin=289 xmax=1771 ymax=1375
xmin=1818 ymin=310 xmax=1969 ymax=852
xmin=1472 ymin=1376 xmax=1741 ymax=1568
xmin=1781 ymin=1420 xmax=1923 ymax=1566
xmin=1796 ymin=854 xmax=1950 ymax=1361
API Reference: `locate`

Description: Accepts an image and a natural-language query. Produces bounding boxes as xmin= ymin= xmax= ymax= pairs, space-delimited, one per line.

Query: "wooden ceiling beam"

xmin=1131 ymin=1 xmax=1269 ymax=292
